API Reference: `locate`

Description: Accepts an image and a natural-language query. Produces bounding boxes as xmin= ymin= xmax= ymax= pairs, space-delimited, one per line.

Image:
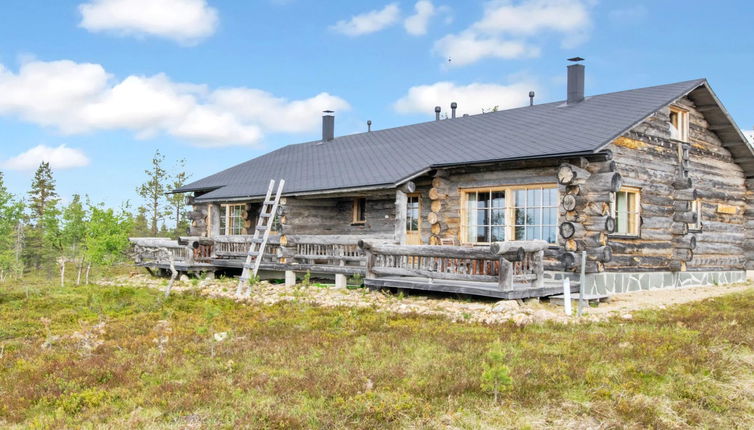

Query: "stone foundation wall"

xmin=582 ymin=270 xmax=745 ymax=295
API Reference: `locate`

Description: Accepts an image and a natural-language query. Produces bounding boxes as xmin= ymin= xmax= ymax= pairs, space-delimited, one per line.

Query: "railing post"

xmin=498 ymin=257 xmax=512 ymax=291
xmin=365 ymin=248 xmax=376 ymax=280
xmin=533 ymin=250 xmax=544 ymax=289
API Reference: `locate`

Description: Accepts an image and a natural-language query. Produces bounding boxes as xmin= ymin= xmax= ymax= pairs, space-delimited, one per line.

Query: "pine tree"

xmin=24 ymin=162 xmax=61 ymax=272
xmin=136 ymin=150 xmax=169 ymax=237
xmin=168 ymin=159 xmax=191 ymax=237
xmin=28 ymin=162 xmax=59 ymax=226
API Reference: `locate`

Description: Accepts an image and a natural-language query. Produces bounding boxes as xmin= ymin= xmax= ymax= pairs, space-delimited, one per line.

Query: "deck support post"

xmin=335 ymin=274 xmax=347 ymax=289
xmin=498 ymin=257 xmax=513 ymax=291
xmin=394 ymin=190 xmax=407 ymax=245
xmin=285 ymin=270 xmax=296 ymax=287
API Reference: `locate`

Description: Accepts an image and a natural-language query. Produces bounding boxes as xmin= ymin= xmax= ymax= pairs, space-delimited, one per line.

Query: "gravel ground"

xmin=108 ymin=273 xmax=753 ymax=326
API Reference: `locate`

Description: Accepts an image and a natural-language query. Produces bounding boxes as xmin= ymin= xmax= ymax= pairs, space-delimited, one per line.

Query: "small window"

xmin=217 ymin=204 xmax=245 ymax=235
xmin=611 ymin=188 xmax=641 ymax=236
xmin=669 ymin=106 xmax=689 ymax=142
xmin=352 ymin=198 xmax=366 ymax=224
xmin=406 ymin=195 xmax=420 ymax=232
xmin=689 ymin=199 xmax=702 ymax=231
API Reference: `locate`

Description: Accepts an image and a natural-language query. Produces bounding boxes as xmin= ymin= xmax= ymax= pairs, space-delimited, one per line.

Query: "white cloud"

xmin=435 ymin=0 xmax=593 ymax=66
xmin=404 ymin=1 xmax=436 ymax=36
xmin=2 ymin=145 xmax=90 ymax=171
xmin=78 ymin=0 xmax=219 ymax=44
xmin=0 ymin=59 xmax=350 ymax=147
xmin=393 ymin=80 xmax=539 ymax=116
xmin=330 ymin=3 xmax=401 ymax=36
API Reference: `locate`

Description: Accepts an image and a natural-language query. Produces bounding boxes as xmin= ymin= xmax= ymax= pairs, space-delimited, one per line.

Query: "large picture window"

xmin=461 ymin=185 xmax=557 ymax=244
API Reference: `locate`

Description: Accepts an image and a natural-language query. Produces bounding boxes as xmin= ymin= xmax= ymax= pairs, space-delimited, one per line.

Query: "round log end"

xmin=689 ymin=235 xmax=697 ymax=251
xmin=559 ymin=221 xmax=576 ymax=239
xmin=515 ymin=247 xmax=525 ymax=262
xmin=559 ymin=252 xmax=576 ymax=270
xmin=605 ymin=216 xmax=616 ymax=234
xmin=562 ymin=194 xmax=577 ymax=211
xmin=610 ymin=172 xmax=623 ymax=193
xmin=557 ymin=164 xmax=576 ymax=185
xmin=490 ymin=242 xmax=501 ymax=255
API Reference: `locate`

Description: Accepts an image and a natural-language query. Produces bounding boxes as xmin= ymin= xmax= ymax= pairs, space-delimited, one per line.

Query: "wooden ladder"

xmin=236 ymin=179 xmax=285 ymax=297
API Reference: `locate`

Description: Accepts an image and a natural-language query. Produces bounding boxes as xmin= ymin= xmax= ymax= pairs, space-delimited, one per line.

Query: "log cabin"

xmin=133 ymin=61 xmax=754 ymax=297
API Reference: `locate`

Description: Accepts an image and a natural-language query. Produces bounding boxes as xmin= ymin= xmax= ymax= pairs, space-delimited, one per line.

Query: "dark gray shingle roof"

xmin=178 ymin=78 xmax=744 ymax=201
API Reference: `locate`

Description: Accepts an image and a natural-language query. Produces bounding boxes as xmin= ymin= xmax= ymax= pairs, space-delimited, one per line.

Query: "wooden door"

xmin=406 ymin=194 xmax=422 ymax=245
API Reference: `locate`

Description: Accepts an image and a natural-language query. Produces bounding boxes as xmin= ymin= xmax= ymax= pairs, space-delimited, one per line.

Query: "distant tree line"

xmin=0 ymin=150 xmax=190 ymax=281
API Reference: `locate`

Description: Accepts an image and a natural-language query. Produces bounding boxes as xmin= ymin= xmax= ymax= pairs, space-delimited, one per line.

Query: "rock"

xmin=491 ymin=300 xmax=519 ymax=313
xmin=179 ymin=275 xmax=190 ymax=282
xmin=621 ymin=313 xmax=633 ymax=320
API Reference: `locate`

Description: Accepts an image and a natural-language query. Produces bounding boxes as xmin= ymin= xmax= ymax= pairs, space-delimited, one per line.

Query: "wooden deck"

xmin=130 ymin=236 xmax=574 ymax=299
xmin=365 ymin=276 xmax=577 ymax=299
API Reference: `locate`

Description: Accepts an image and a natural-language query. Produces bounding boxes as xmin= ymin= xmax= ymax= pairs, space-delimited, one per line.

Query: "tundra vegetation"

xmin=0 ymin=276 xmax=752 ymax=429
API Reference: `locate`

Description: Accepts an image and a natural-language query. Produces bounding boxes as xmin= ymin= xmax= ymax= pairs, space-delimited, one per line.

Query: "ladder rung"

xmin=247 ymin=251 xmax=259 ymax=257
xmin=250 ymin=238 xmax=265 ymax=243
xmin=263 ymin=200 xmax=275 ymax=205
xmin=259 ymin=213 xmax=272 ymax=218
xmin=256 ymin=225 xmax=267 ymax=230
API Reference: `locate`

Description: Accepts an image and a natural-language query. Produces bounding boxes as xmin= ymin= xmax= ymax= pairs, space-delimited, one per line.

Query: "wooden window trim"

xmin=459 ymin=183 xmax=558 ymax=245
xmin=352 ymin=198 xmax=366 ymax=225
xmin=218 ymin=203 xmax=246 ymax=235
xmin=669 ymin=105 xmax=689 ymax=143
xmin=610 ymin=187 xmax=641 ymax=238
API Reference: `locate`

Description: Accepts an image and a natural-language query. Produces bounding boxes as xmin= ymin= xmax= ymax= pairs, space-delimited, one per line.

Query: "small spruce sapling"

xmin=481 ymin=341 xmax=513 ymax=403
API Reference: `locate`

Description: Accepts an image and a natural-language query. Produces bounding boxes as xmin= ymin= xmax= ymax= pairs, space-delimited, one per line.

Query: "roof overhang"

xmin=686 ymin=82 xmax=754 ymax=177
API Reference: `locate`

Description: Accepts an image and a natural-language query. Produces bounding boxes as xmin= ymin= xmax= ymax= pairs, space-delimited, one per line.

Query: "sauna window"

xmin=352 ymin=198 xmax=366 ymax=224
xmin=461 ymin=185 xmax=557 ymax=244
xmin=689 ymin=199 xmax=702 ymax=231
xmin=611 ymin=188 xmax=641 ymax=236
xmin=406 ymin=195 xmax=420 ymax=232
xmin=669 ymin=106 xmax=689 ymax=142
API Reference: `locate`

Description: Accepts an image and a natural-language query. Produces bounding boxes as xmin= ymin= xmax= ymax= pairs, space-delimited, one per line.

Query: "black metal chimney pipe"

xmin=322 ymin=110 xmax=334 ymax=141
xmin=567 ymin=58 xmax=585 ymax=104
xmin=367 ymin=120 xmax=372 ymax=132
xmin=450 ymin=102 xmax=457 ymax=118
xmin=434 ymin=106 xmax=441 ymax=121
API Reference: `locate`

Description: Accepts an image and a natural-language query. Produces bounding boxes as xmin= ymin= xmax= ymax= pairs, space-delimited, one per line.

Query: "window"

xmin=217 ymin=203 xmax=246 ymax=235
xmin=669 ymin=106 xmax=689 ymax=142
xmin=514 ymin=187 xmax=558 ymax=243
xmin=461 ymin=185 xmax=558 ymax=244
xmin=611 ymin=188 xmax=641 ymax=236
xmin=406 ymin=195 xmax=420 ymax=232
xmin=352 ymin=198 xmax=366 ymax=224
xmin=689 ymin=199 xmax=702 ymax=231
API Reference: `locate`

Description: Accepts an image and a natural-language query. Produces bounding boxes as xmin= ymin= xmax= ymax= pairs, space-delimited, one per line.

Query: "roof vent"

xmin=567 ymin=57 xmax=585 ymax=104
xmin=367 ymin=120 xmax=372 ymax=132
xmin=322 ymin=110 xmax=334 ymax=141
xmin=434 ymin=106 xmax=441 ymax=121
xmin=450 ymin=102 xmax=457 ymax=118
xmin=529 ymin=91 xmax=535 ymax=106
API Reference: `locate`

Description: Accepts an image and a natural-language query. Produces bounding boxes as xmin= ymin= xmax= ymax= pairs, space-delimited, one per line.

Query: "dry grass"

xmin=0 ymin=278 xmax=752 ymax=429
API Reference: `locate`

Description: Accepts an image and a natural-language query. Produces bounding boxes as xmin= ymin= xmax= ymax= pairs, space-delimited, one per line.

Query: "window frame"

xmin=610 ymin=187 xmax=641 ymax=238
xmin=214 ymin=203 xmax=247 ymax=236
xmin=459 ymin=184 xmax=559 ymax=245
xmin=352 ymin=198 xmax=366 ymax=225
xmin=669 ymin=106 xmax=689 ymax=143
xmin=406 ymin=194 xmax=421 ymax=233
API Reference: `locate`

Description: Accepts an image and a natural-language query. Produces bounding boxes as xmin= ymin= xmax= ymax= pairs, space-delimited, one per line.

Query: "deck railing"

xmin=359 ymin=240 xmax=547 ymax=291
xmin=130 ymin=238 xmax=195 ymax=266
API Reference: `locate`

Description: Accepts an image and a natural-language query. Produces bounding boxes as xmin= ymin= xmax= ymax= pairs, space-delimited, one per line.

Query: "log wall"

xmin=606 ymin=96 xmax=747 ymax=272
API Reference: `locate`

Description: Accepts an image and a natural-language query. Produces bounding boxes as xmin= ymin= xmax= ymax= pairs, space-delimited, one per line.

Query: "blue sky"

xmin=0 ymin=0 xmax=753 ymax=210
